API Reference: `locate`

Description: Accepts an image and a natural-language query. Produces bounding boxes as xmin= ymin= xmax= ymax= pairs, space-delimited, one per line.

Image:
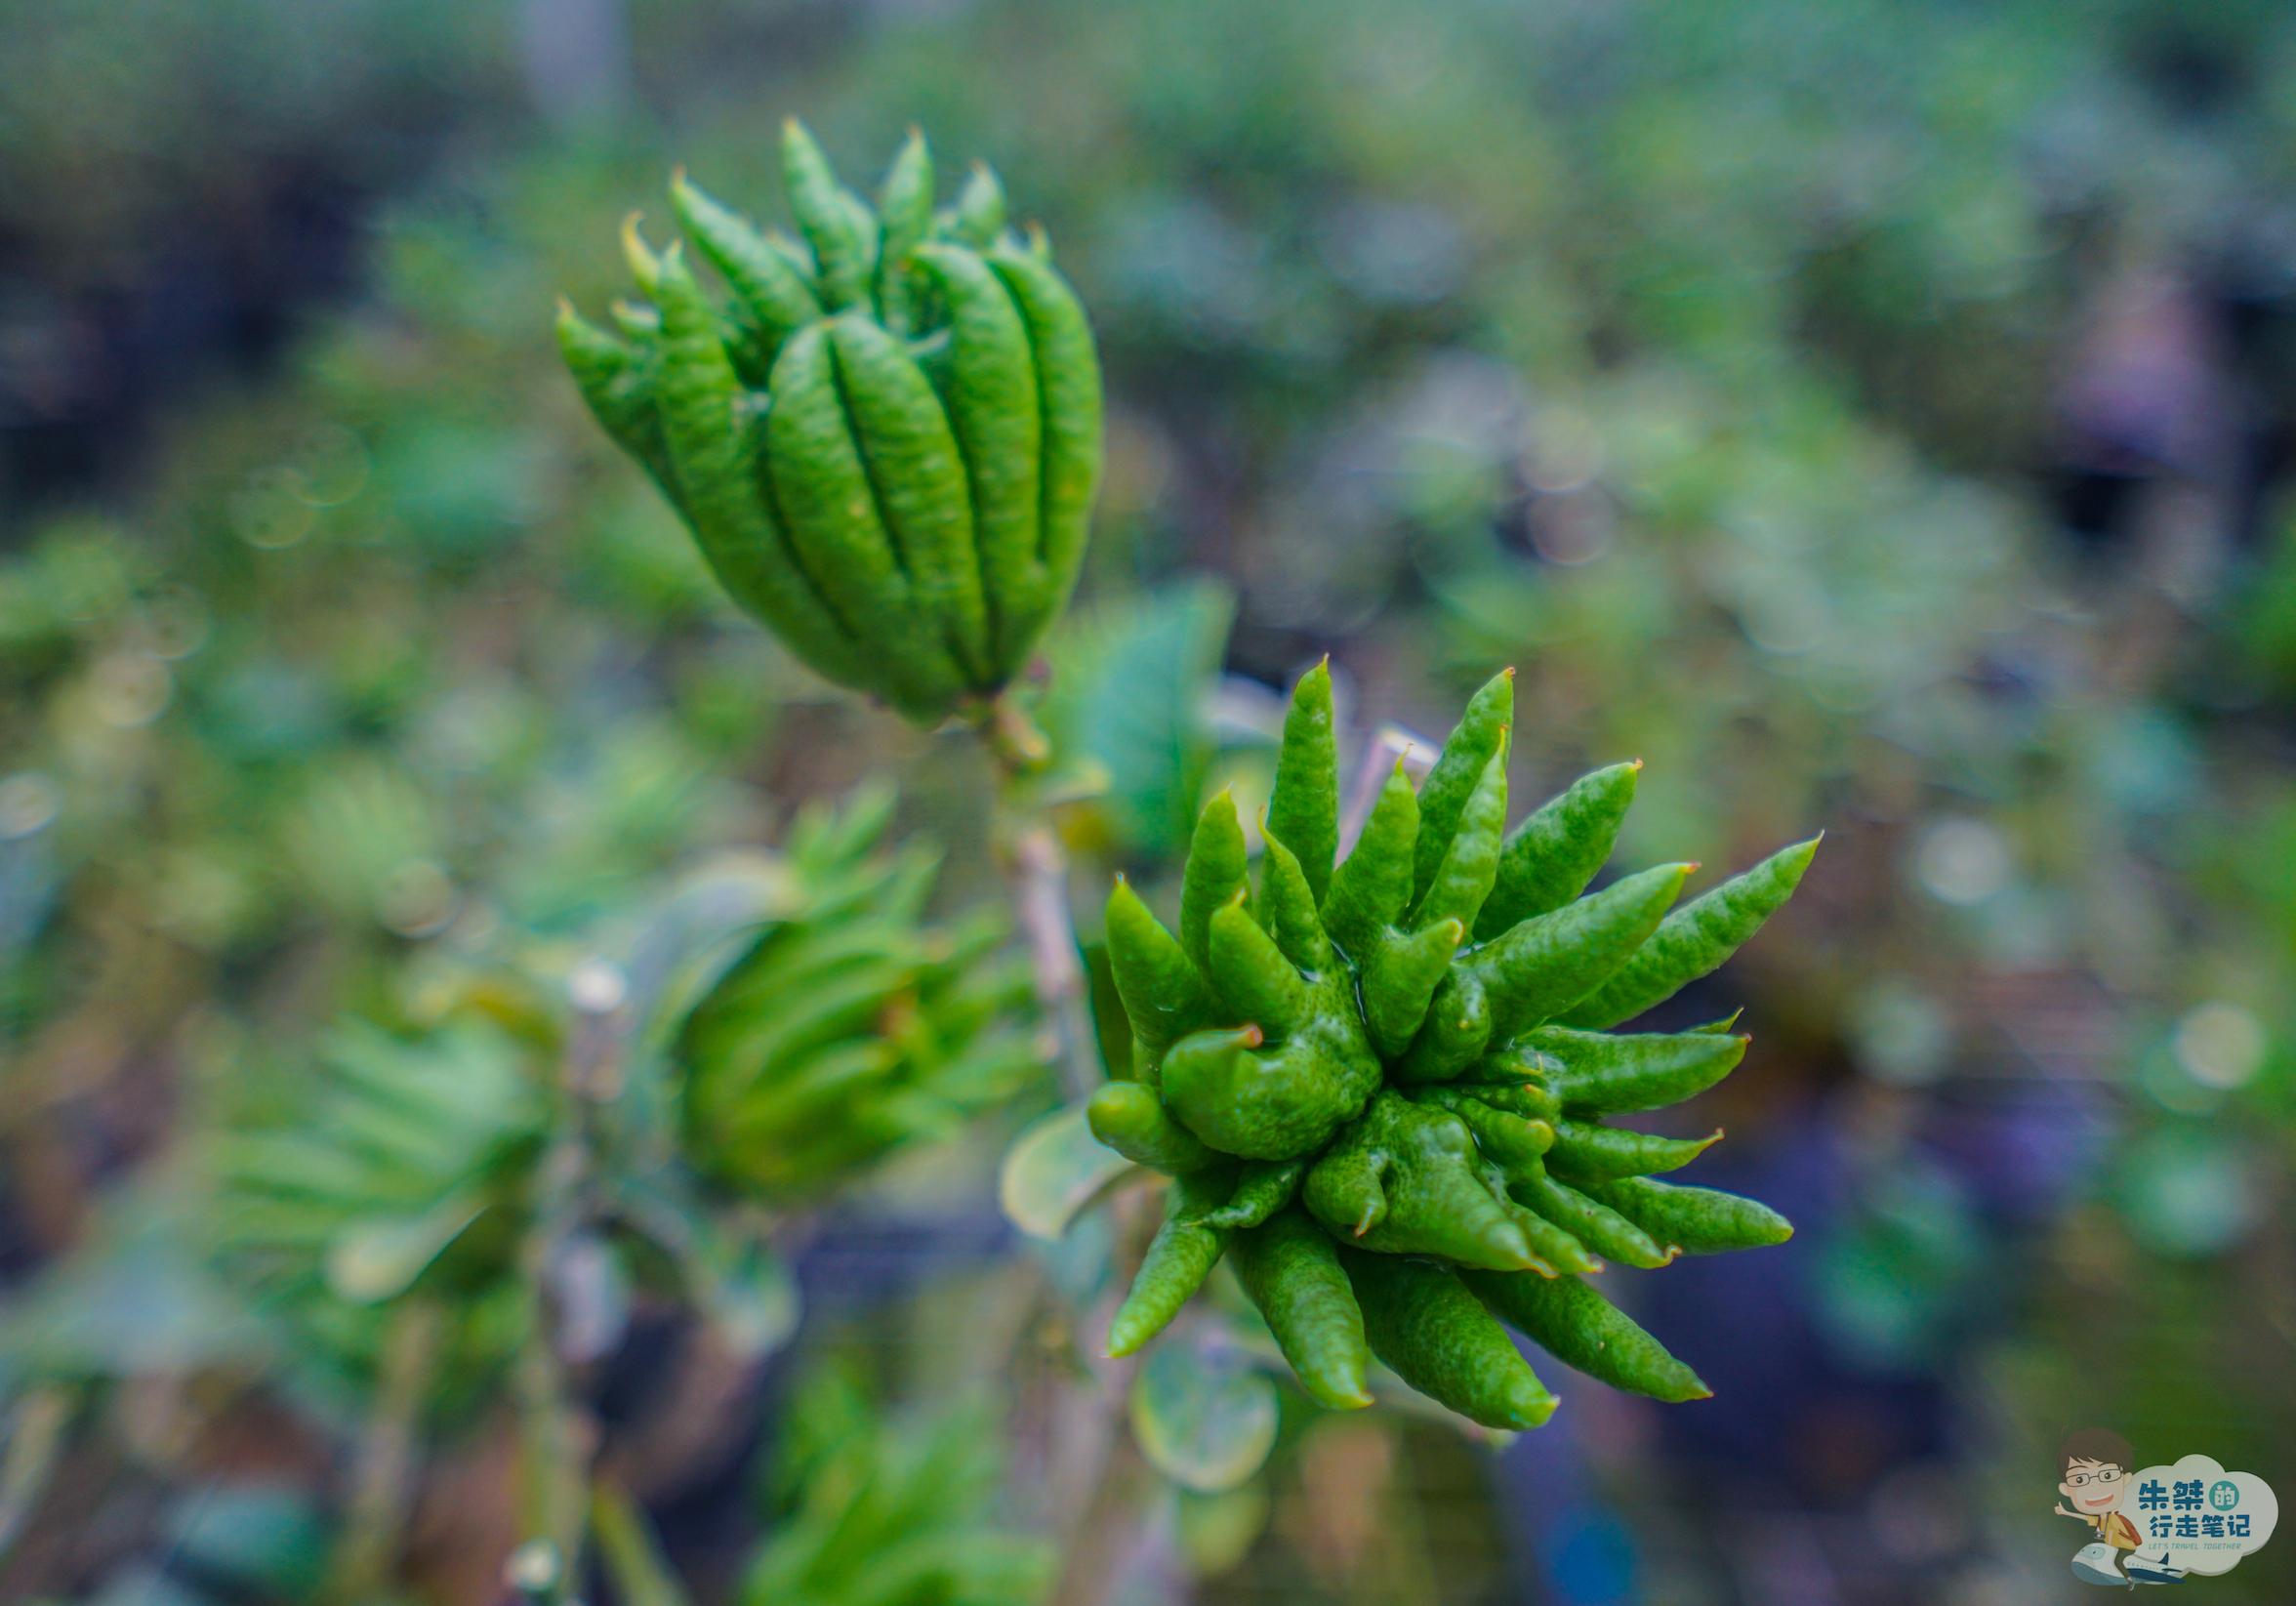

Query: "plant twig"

xmin=0 ymin=1387 xmax=70 ymax=1566
xmin=589 ymin=1478 xmax=694 ymax=1606
xmin=977 ymin=695 xmax=1100 ymax=1102
xmin=324 ymin=1299 xmax=443 ymax=1605
xmin=505 ymin=974 xmax=622 ymax=1602
xmin=970 ymin=690 xmax=1168 ymax=1606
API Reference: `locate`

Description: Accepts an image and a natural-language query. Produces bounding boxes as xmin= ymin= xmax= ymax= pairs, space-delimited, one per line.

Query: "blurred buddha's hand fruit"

xmin=1086 ymin=661 xmax=1819 ymax=1428
xmin=678 ymin=786 xmax=1043 ymax=1199
xmin=559 ymin=122 xmax=1103 ymax=724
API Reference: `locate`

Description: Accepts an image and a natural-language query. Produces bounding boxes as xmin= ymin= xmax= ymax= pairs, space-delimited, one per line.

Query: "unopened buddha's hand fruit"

xmin=1088 ymin=662 xmax=1817 ymax=1429
xmin=559 ymin=122 xmax=1101 ymax=724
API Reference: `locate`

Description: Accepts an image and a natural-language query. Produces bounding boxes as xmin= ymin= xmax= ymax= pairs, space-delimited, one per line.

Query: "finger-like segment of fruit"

xmin=1509 ymin=1165 xmax=1671 ymax=1269
xmin=1266 ymin=661 xmax=1339 ymax=902
xmin=826 ymin=313 xmax=994 ymax=681
xmin=1546 ymin=1119 xmax=1721 ymax=1183
xmin=987 ymin=243 xmax=1102 ymax=647
xmin=1514 ymin=1025 xmax=1747 ymax=1114
xmin=1412 ymin=1089 xmax=1553 ymax=1166
xmin=1199 ymin=1159 xmax=1306 ymax=1230
xmin=1321 ymin=762 xmax=1418 ymax=958
xmin=1506 ymin=1195 xmax=1604 ymax=1277
xmin=556 ymin=306 xmax=676 ymax=495
xmin=874 ymin=130 xmax=934 ymax=333
xmin=1232 ymin=1209 xmax=1373 ymax=1409
xmin=1467 ymin=1270 xmax=1709 ymax=1403
xmin=1560 ymin=837 xmax=1822 ymax=1029
xmin=1390 ymin=969 xmax=1492 ymax=1083
xmin=670 ymin=173 xmax=822 ymax=373
xmin=1362 ymin=919 xmax=1464 ymax=1058
xmin=1161 ymin=1030 xmax=1365 ymax=1162
xmin=762 ymin=322 xmax=967 ymax=714
xmin=1342 ymin=1251 xmax=1556 ymax=1431
xmin=1104 ymin=879 xmax=1217 ymax=1059
xmin=1477 ymin=762 xmax=1641 ymax=940
xmin=782 ymin=119 xmax=875 ymax=311
xmin=1304 ymin=1092 xmax=1538 ymax=1271
xmin=1413 ymin=670 xmax=1513 ymax=901
xmin=1255 ymin=832 xmax=1332 ymax=972
xmin=1208 ymin=899 xmax=1313 ymax=1036
xmin=1180 ymin=791 xmax=1250 ymax=976
xmin=1088 ymin=1080 xmax=1217 ymax=1174
xmin=1414 ymin=746 xmax=1507 ymax=933
xmin=646 ymin=254 xmax=871 ymax=690
xmin=1108 ymin=1172 xmax=1234 ymax=1357
xmin=1468 ymin=862 xmax=1694 ymax=1043
xmin=1582 ymin=1176 xmax=1794 ymax=1256
xmin=908 ymin=243 xmax=1042 ymax=666
xmin=953 ymin=163 xmax=1007 ymax=246
xmin=607 ymin=298 xmax=661 ymax=339
xmin=1434 ymin=1075 xmax=1561 ymax=1124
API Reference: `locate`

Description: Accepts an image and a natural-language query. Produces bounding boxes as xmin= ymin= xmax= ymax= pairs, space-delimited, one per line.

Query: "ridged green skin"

xmin=678 ymin=789 xmax=1042 ymax=1200
xmin=560 ymin=121 xmax=1102 ymax=723
xmin=1091 ymin=661 xmax=1819 ymax=1428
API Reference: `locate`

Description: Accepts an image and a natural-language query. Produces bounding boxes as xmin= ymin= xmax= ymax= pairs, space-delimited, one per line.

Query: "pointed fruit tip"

xmin=1240 ymin=1024 xmax=1265 ymax=1049
xmin=1514 ymin=1396 xmax=1560 ymax=1430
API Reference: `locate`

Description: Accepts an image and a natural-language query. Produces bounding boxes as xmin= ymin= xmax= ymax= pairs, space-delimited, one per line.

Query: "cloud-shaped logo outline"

xmin=2124 ymin=1454 xmax=2277 ymax=1577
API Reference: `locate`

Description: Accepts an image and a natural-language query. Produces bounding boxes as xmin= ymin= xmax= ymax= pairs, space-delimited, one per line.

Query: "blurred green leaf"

xmin=1129 ymin=1334 xmax=1280 ymax=1494
xmin=1043 ymin=579 xmax=1236 ymax=857
xmin=999 ymin=1103 xmax=1140 ymax=1241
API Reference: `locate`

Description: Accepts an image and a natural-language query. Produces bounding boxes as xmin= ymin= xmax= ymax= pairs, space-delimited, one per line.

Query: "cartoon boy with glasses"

xmin=2056 ymin=1428 xmax=2161 ymax=1585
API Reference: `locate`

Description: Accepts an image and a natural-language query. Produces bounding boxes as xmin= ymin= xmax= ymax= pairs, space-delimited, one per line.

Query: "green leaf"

xmin=999 ymin=1103 xmax=1141 ymax=1240
xmin=1129 ymin=1333 xmax=1280 ymax=1493
xmin=324 ymin=1187 xmax=487 ymax=1304
xmin=1042 ymin=579 xmax=1237 ymax=855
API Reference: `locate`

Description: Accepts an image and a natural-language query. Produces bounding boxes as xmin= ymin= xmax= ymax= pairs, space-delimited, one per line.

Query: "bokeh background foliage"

xmin=6 ymin=1 xmax=2296 ymax=1603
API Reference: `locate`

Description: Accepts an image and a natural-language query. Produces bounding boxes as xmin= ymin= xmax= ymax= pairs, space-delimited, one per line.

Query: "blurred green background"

xmin=5 ymin=1 xmax=2296 ymax=1603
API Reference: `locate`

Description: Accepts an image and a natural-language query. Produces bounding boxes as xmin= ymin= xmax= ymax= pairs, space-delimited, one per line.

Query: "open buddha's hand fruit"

xmin=1088 ymin=663 xmax=1819 ymax=1428
xmin=559 ymin=122 xmax=1103 ymax=724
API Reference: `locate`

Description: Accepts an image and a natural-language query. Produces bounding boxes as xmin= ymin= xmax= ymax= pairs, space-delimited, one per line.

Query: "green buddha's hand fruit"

xmin=560 ymin=121 xmax=1103 ymax=723
xmin=679 ymin=788 xmax=1043 ymax=1199
xmin=1086 ymin=660 xmax=1819 ymax=1429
